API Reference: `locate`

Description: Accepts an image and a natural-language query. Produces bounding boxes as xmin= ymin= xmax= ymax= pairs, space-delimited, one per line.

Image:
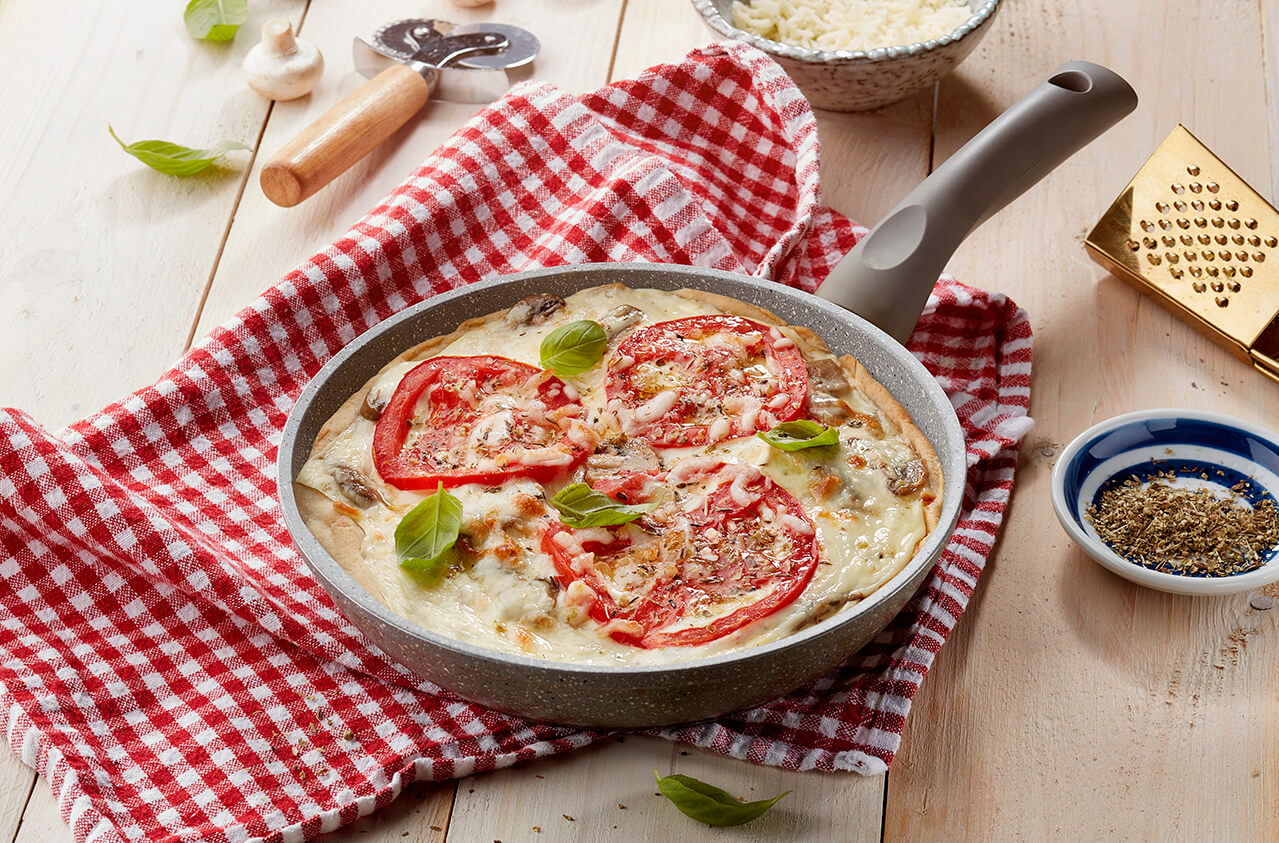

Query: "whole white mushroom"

xmin=242 ymin=19 xmax=324 ymax=101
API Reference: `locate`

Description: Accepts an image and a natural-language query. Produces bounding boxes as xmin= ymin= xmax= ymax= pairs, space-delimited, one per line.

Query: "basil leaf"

xmin=109 ymin=126 xmax=248 ymax=177
xmin=184 ymin=0 xmax=247 ymax=41
xmin=540 ymin=320 xmax=607 ymax=377
xmin=395 ymin=483 xmax=463 ymax=574
xmin=550 ymin=483 xmax=656 ymax=528
xmin=756 ymin=419 xmax=840 ymax=451
xmin=655 ymin=770 xmax=789 ymax=827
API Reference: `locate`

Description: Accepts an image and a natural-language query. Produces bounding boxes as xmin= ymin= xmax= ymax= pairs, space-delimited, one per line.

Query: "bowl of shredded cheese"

xmin=1051 ymin=409 xmax=1279 ymax=596
xmin=692 ymin=0 xmax=1001 ymax=111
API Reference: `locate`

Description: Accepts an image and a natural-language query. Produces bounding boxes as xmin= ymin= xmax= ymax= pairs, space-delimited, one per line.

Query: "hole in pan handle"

xmin=818 ymin=60 xmax=1138 ymax=345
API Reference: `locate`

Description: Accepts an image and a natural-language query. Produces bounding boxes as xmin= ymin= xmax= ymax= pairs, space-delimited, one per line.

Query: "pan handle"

xmin=817 ymin=61 xmax=1137 ymax=344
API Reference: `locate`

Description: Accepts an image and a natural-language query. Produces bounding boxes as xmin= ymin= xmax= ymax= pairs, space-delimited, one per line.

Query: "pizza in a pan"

xmin=295 ymin=284 xmax=942 ymax=665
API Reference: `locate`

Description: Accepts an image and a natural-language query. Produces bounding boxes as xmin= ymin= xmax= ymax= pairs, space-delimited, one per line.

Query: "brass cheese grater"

xmin=1086 ymin=124 xmax=1279 ymax=382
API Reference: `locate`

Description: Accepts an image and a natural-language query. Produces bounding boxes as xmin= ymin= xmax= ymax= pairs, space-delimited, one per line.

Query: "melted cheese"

xmin=297 ymin=286 xmax=931 ymax=665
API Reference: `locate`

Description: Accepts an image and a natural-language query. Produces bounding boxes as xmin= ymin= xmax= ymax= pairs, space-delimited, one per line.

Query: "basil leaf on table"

xmin=550 ymin=483 xmax=657 ymax=528
xmin=655 ymin=770 xmax=790 ymax=826
xmin=540 ymin=320 xmax=607 ymax=377
xmin=395 ymin=483 xmax=463 ymax=574
xmin=183 ymin=0 xmax=247 ymax=41
xmin=109 ymin=127 xmax=248 ymax=177
xmin=756 ymin=419 xmax=840 ymax=451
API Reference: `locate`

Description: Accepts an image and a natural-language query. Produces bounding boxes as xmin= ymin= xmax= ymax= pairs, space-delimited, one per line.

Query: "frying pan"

xmin=278 ymin=62 xmax=1136 ymax=728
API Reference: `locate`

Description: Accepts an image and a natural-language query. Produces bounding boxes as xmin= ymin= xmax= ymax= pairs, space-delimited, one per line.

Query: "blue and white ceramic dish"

xmin=1051 ymin=409 xmax=1279 ymax=596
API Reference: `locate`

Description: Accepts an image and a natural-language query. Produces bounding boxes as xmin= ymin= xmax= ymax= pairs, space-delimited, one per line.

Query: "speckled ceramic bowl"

xmin=691 ymin=0 xmax=1001 ymax=111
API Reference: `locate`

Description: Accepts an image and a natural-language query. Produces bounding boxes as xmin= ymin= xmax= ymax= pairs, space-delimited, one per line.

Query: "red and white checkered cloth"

xmin=0 ymin=43 xmax=1032 ymax=842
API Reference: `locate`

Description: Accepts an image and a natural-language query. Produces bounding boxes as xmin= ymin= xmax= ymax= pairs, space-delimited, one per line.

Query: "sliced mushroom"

xmin=584 ymin=437 xmax=662 ymax=485
xmin=505 ymin=294 xmax=566 ymax=328
xmin=599 ymin=304 xmax=646 ymax=340
xmin=330 ymin=464 xmax=378 ymax=508
xmin=883 ymin=458 xmax=927 ymax=496
xmin=358 ymin=390 xmax=385 ymax=421
xmin=805 ymin=357 xmax=854 ymax=425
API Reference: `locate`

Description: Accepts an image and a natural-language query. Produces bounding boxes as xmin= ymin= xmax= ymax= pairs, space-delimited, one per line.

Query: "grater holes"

xmin=1172 ymin=183 xmax=1186 ymax=194
xmin=1190 ymin=182 xmax=1203 ymax=193
xmin=1170 ymin=267 xmax=1184 ymax=279
xmin=1242 ymin=266 xmax=1254 ymax=277
xmin=1162 ymin=235 xmax=1176 ymax=247
xmin=1126 ymin=238 xmax=1140 ymax=251
xmin=1144 ymin=236 xmax=1158 ymax=248
xmin=1247 ymin=235 xmax=1260 ymax=246
xmin=1245 ymin=218 xmax=1258 ymax=229
xmin=1146 ymin=253 xmax=1162 ymax=265
xmin=1228 ymin=218 xmax=1241 ymax=229
xmin=1197 ymin=234 xmax=1211 ymax=244
xmin=1192 ymin=281 xmax=1206 ymax=292
xmin=1209 ymin=199 xmax=1222 ymax=211
xmin=1266 ymin=236 xmax=1278 ymax=248
xmin=1227 ymin=199 xmax=1240 ymax=211
xmin=1234 ymin=234 xmax=1246 ymax=245
xmin=1213 ymin=218 xmax=1226 ymax=228
xmin=1228 ymin=281 xmax=1242 ymax=292
xmin=1187 ymin=164 xmax=1200 ymax=176
xmin=1257 ymin=252 xmax=1267 ymax=262
xmin=1203 ymin=250 xmax=1215 ymax=261
xmin=1218 ymin=234 xmax=1231 ymax=245
xmin=1210 ymin=276 xmax=1223 ymax=288
xmin=1184 ymin=250 xmax=1198 ymax=261
xmin=1140 ymin=219 xmax=1154 ymax=231
xmin=1191 ymin=200 xmax=1205 ymax=211
xmin=1174 ymin=200 xmax=1188 ymax=212
xmin=1165 ymin=251 xmax=1179 ymax=263
xmin=1223 ymin=265 xmax=1237 ymax=277
xmin=1181 ymin=218 xmax=1194 ymax=229
xmin=1207 ymin=182 xmax=1220 ymax=193
xmin=1159 ymin=219 xmax=1173 ymax=230
xmin=1190 ymin=265 xmax=1203 ymax=277
xmin=1156 ymin=201 xmax=1170 ymax=213
xmin=1216 ymin=296 xmax=1230 ymax=307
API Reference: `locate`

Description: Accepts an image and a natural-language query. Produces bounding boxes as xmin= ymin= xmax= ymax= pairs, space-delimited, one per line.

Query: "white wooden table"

xmin=2 ymin=1 xmax=1277 ymax=839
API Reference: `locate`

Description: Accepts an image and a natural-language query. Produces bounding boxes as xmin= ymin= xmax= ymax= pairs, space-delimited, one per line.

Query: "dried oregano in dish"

xmin=1085 ymin=468 xmax=1279 ymax=577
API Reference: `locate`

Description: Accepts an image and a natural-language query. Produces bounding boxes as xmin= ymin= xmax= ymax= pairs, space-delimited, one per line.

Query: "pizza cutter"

xmin=260 ymin=19 xmax=540 ymax=207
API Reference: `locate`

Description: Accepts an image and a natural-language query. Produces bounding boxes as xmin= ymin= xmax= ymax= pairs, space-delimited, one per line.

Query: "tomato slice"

xmin=541 ymin=460 xmax=820 ymax=648
xmin=604 ymin=315 xmax=808 ymax=447
xmin=373 ymin=355 xmax=594 ymax=489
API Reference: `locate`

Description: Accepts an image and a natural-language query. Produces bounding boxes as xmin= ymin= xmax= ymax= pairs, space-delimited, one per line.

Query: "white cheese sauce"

xmin=297 ymin=286 xmax=930 ymax=665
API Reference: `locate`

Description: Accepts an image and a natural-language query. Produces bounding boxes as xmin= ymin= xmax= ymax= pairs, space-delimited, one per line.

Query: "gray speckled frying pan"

xmin=277 ymin=63 xmax=1135 ymax=728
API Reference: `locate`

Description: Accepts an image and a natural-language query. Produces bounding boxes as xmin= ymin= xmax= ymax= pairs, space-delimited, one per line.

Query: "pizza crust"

xmin=295 ymin=283 xmax=946 ymax=662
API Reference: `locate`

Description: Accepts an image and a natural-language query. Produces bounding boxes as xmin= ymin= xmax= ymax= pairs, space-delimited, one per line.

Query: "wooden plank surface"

xmin=888 ymin=1 xmax=1279 ymax=839
xmin=2 ymin=0 xmax=1277 ymax=841
xmin=0 ymin=0 xmax=300 ymax=430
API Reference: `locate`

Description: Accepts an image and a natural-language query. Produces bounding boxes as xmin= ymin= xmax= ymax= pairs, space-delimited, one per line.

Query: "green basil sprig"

xmin=756 ymin=419 xmax=840 ymax=451
xmin=184 ymin=0 xmax=247 ymax=41
xmin=549 ymin=483 xmax=657 ymax=528
xmin=655 ymin=770 xmax=790 ymax=826
xmin=540 ymin=320 xmax=607 ymax=377
xmin=109 ymin=127 xmax=248 ymax=177
xmin=395 ymin=483 xmax=463 ymax=574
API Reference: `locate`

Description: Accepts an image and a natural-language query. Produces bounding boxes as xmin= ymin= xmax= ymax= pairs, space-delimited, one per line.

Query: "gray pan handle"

xmin=817 ymin=61 xmax=1138 ymax=344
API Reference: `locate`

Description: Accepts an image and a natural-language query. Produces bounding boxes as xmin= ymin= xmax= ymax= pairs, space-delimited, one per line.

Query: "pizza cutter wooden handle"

xmin=261 ymin=64 xmax=432 ymax=207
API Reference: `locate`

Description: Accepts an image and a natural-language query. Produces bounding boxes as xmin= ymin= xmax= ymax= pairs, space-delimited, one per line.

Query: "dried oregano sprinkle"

xmin=1084 ymin=471 xmax=1279 ymax=576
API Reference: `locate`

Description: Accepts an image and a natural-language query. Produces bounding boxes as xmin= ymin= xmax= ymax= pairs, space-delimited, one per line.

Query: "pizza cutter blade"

xmin=354 ymin=19 xmax=539 ymax=103
xmin=260 ymin=19 xmax=540 ymax=207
